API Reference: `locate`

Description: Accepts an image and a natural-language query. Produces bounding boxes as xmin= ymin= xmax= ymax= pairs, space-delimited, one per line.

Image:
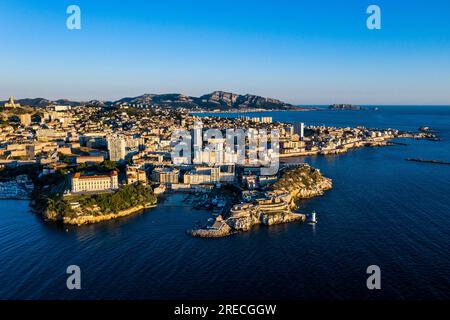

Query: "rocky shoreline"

xmin=43 ymin=202 xmax=157 ymax=226
xmin=189 ymin=164 xmax=332 ymax=238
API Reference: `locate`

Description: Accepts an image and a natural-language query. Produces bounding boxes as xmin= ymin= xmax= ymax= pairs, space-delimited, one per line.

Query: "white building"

xmin=50 ymin=105 xmax=71 ymax=112
xmin=71 ymin=171 xmax=119 ymax=193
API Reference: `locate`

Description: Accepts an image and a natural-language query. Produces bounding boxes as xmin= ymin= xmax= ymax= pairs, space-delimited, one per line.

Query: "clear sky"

xmin=1 ymin=0 xmax=450 ymax=104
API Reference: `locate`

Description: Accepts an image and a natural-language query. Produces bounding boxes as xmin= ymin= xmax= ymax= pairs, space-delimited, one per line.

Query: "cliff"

xmin=271 ymin=164 xmax=333 ymax=207
xmin=226 ymin=209 xmax=305 ymax=232
xmin=44 ymin=202 xmax=156 ymax=226
xmin=196 ymin=91 xmax=295 ymax=110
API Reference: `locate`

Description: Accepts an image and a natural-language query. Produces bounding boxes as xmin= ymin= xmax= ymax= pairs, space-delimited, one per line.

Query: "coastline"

xmin=279 ymin=139 xmax=392 ymax=158
xmin=189 ymin=164 xmax=332 ymax=238
xmin=45 ymin=202 xmax=157 ymax=226
xmin=190 ymin=108 xmax=320 ymax=114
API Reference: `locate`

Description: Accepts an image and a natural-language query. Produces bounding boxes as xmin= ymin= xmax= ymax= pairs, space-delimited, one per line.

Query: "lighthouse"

xmin=309 ymin=211 xmax=317 ymax=224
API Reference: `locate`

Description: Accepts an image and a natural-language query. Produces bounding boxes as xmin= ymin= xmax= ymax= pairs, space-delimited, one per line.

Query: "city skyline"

xmin=1 ymin=0 xmax=450 ymax=105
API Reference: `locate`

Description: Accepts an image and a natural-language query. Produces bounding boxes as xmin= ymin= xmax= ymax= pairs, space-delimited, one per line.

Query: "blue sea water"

xmin=0 ymin=106 xmax=449 ymax=299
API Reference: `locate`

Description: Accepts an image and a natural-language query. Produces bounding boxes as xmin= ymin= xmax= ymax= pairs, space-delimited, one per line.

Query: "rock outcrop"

xmin=44 ymin=203 xmax=156 ymax=226
xmin=271 ymin=164 xmax=332 ymax=207
xmin=197 ymin=91 xmax=293 ymax=110
xmin=190 ymin=164 xmax=332 ymax=238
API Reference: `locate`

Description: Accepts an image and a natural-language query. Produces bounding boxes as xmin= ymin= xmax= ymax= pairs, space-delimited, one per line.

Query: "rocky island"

xmin=329 ymin=104 xmax=367 ymax=110
xmin=189 ymin=164 xmax=332 ymax=237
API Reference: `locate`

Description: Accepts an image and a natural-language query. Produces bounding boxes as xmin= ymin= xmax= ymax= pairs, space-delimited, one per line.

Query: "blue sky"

xmin=1 ymin=0 xmax=450 ymax=104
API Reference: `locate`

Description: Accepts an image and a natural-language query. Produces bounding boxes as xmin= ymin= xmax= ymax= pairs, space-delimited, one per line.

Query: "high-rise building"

xmin=192 ymin=121 xmax=203 ymax=164
xmin=294 ymin=122 xmax=305 ymax=140
xmin=107 ymin=135 xmax=126 ymax=161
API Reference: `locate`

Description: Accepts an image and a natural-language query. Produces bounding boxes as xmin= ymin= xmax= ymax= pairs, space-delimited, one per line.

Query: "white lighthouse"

xmin=309 ymin=211 xmax=317 ymax=224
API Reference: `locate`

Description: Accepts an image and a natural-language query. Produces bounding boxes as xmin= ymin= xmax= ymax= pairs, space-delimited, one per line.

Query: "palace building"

xmin=71 ymin=171 xmax=119 ymax=193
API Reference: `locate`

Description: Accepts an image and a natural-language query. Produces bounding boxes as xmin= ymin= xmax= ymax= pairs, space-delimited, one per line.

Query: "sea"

xmin=0 ymin=106 xmax=449 ymax=299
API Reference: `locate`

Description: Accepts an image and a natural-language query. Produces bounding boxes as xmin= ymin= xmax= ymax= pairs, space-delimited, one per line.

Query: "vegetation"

xmin=0 ymin=118 xmax=10 ymax=128
xmin=272 ymin=164 xmax=326 ymax=192
xmin=6 ymin=106 xmax=34 ymax=115
xmin=46 ymin=197 xmax=75 ymax=217
xmin=57 ymin=152 xmax=71 ymax=164
xmin=0 ymin=160 xmax=154 ymax=223
xmin=51 ymin=183 xmax=157 ymax=218
xmin=74 ymin=160 xmax=120 ymax=174
xmin=31 ymin=170 xmax=68 ymax=213
xmin=0 ymin=164 xmax=40 ymax=182
xmin=80 ymin=183 xmax=156 ymax=214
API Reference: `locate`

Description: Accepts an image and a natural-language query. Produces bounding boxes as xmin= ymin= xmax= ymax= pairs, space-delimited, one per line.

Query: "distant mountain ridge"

xmin=2 ymin=91 xmax=300 ymax=110
xmin=0 ymin=97 xmax=95 ymax=108
xmin=113 ymin=91 xmax=298 ymax=110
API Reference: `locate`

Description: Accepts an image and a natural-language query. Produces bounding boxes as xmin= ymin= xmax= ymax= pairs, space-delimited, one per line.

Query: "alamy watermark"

xmin=170 ymin=121 xmax=280 ymax=176
xmin=66 ymin=5 xmax=81 ymax=30
xmin=366 ymin=265 xmax=381 ymax=290
xmin=366 ymin=5 xmax=381 ymax=30
xmin=66 ymin=265 xmax=81 ymax=290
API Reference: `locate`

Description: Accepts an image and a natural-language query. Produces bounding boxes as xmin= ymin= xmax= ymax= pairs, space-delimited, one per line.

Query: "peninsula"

xmin=189 ymin=164 xmax=332 ymax=237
